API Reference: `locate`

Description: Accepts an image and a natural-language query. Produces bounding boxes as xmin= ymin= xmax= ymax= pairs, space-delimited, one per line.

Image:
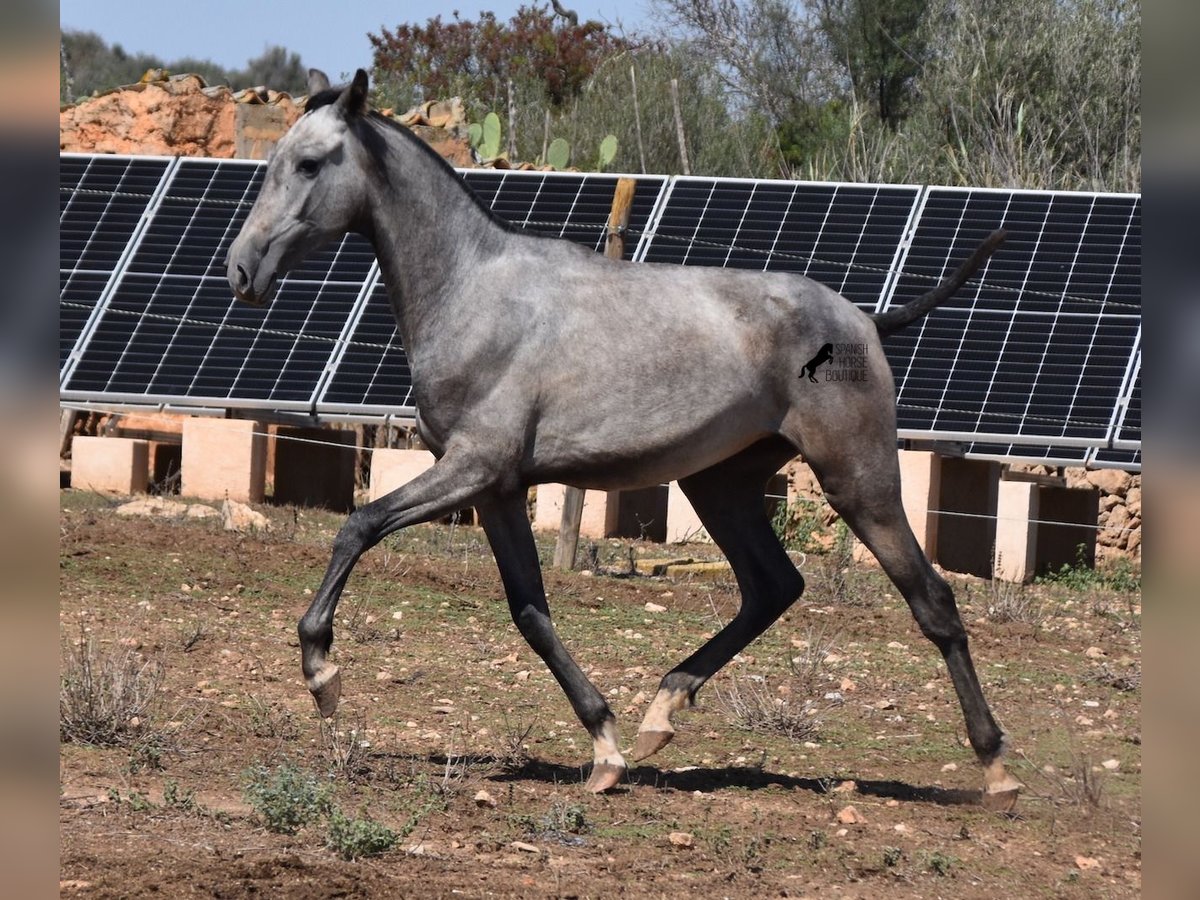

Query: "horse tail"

xmin=870 ymin=229 xmax=1006 ymax=338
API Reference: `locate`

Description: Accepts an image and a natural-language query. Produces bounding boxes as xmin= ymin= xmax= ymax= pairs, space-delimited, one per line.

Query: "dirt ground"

xmin=59 ymin=490 xmax=1141 ymax=898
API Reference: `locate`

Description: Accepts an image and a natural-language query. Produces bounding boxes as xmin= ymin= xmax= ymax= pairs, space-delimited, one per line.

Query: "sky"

xmin=59 ymin=1 xmax=656 ymax=84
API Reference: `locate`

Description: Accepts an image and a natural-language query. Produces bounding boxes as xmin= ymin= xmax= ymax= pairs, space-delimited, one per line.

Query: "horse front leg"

xmin=298 ymin=454 xmax=495 ymax=717
xmin=476 ymin=490 xmax=626 ymax=793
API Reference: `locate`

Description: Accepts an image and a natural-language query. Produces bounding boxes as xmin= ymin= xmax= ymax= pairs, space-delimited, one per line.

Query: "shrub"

xmin=60 ymin=631 xmax=163 ymax=746
xmin=325 ymin=808 xmax=399 ymax=860
xmin=243 ymin=762 xmax=332 ymax=835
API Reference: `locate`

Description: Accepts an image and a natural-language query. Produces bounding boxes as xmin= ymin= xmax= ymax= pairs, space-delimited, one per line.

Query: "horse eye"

xmin=297 ymin=158 xmax=321 ymax=176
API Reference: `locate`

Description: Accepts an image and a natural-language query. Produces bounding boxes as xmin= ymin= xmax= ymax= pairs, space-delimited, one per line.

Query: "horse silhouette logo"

xmin=800 ymin=343 xmax=834 ymax=383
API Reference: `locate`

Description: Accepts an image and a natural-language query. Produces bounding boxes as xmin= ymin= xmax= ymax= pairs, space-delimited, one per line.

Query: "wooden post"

xmin=670 ymin=79 xmax=691 ymax=176
xmin=554 ymin=177 xmax=637 ymax=570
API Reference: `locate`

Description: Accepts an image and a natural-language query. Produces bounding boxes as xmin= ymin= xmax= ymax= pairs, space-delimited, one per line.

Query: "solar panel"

xmin=59 ymin=154 xmax=176 ymax=375
xmin=462 ymin=169 xmax=668 ymax=258
xmin=62 ymin=157 xmax=375 ymax=411
xmin=316 ymin=278 xmax=415 ymax=416
xmin=57 ymin=152 xmax=1142 ymax=472
xmin=884 ymin=188 xmax=1141 ymax=461
xmin=635 ymin=177 xmax=922 ymax=309
xmin=1092 ymin=348 xmax=1141 ymax=469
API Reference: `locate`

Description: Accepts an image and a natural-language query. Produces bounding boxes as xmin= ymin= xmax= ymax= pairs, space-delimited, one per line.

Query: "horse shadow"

xmin=417 ymin=753 xmax=983 ymax=807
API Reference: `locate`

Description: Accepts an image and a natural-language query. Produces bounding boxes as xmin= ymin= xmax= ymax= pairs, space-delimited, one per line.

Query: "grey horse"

xmin=227 ymin=69 xmax=1021 ymax=806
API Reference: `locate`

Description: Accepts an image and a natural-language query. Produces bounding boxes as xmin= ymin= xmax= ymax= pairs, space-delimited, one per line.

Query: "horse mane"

xmin=304 ymin=87 xmax=525 ymax=237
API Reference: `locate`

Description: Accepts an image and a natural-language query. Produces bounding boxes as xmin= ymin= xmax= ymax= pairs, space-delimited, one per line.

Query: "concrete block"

xmin=605 ymin=485 xmax=669 ymax=543
xmin=533 ymin=483 xmax=610 ymax=539
xmin=1035 ymin=486 xmax=1099 ymax=575
xmin=369 ymin=448 xmax=436 ymax=503
xmin=181 ymin=417 xmax=267 ymax=503
xmin=273 ymin=426 xmax=356 ymax=512
xmin=935 ymin=458 xmax=1000 ymax=577
xmin=72 ymin=436 xmax=149 ymax=495
xmin=994 ymin=480 xmax=1038 ymax=582
xmin=666 ymin=481 xmax=710 ymax=543
xmin=898 ymin=450 xmax=941 ymax=558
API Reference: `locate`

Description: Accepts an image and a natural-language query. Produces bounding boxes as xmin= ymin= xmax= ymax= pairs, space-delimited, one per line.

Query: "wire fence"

xmin=60 ymin=400 xmax=1139 ymax=540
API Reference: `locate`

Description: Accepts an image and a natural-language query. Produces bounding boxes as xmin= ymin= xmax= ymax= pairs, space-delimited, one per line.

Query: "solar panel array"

xmin=59 ymin=152 xmax=1141 ymax=470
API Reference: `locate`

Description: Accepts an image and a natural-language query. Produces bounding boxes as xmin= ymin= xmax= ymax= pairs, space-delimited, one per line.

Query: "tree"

xmin=815 ymin=0 xmax=928 ymax=129
xmin=368 ymin=4 xmax=639 ymax=113
xmin=59 ymin=31 xmax=309 ymax=102
xmin=229 ymin=46 xmax=308 ymax=94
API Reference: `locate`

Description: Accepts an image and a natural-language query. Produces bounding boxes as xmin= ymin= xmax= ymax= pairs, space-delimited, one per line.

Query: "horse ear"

xmin=335 ymin=68 xmax=370 ymax=118
xmin=307 ymin=69 xmax=331 ymax=94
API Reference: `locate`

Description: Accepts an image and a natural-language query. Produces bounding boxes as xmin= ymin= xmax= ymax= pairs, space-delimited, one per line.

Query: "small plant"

xmin=714 ymin=674 xmax=819 ymax=742
xmin=883 ymin=845 xmax=903 ymax=867
xmin=543 ymin=798 xmax=589 ymax=836
xmin=163 ymin=779 xmax=197 ymax=812
xmin=788 ymin=626 xmax=841 ymax=694
xmin=596 ymin=134 xmax=618 ymax=170
xmin=325 ymin=808 xmax=399 ymax=860
xmin=985 ymin=578 xmax=1043 ymax=626
xmin=1039 ymin=544 xmax=1140 ymax=592
xmin=469 ymin=112 xmax=504 ymax=160
xmin=925 ymin=850 xmax=956 ymax=876
xmin=319 ymin=714 xmax=370 ymax=779
xmin=824 ymin=520 xmax=866 ymax=605
xmin=496 ymin=717 xmax=535 ymax=772
xmin=546 ymin=137 xmax=571 ymax=169
xmin=60 ymin=630 xmax=163 ymax=747
xmin=243 ymin=762 xmax=332 ymax=835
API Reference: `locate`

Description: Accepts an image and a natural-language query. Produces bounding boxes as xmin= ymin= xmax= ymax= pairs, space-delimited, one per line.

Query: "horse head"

xmin=226 ymin=68 xmax=372 ymax=307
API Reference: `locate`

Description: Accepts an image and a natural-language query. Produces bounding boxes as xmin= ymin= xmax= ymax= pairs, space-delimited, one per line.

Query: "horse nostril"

xmin=236 ymin=264 xmax=250 ymax=291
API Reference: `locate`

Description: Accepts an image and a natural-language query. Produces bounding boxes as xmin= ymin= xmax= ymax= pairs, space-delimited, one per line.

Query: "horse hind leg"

xmin=802 ymin=435 xmax=1022 ymax=808
xmin=634 ymin=438 xmax=804 ymax=761
xmin=475 ymin=490 xmax=627 ymax=793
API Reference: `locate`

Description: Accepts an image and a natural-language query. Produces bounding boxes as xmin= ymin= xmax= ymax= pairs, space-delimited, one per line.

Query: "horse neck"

xmin=361 ymin=125 xmax=511 ymax=353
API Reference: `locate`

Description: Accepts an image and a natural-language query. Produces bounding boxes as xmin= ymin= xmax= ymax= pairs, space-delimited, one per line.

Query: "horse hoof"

xmin=981 ymin=787 xmax=1020 ymax=813
xmin=584 ymin=762 xmax=625 ymax=793
xmin=307 ymin=665 xmax=342 ymax=718
xmin=632 ymin=729 xmax=674 ymax=762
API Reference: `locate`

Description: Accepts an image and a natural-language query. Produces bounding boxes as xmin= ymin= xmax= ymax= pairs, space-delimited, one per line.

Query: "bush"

xmin=243 ymin=763 xmax=332 ymax=835
xmin=60 ymin=632 xmax=163 ymax=746
xmin=325 ymin=808 xmax=399 ymax=860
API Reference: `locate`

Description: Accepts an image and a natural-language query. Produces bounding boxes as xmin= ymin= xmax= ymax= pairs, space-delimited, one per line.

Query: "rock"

xmin=1101 ymin=759 xmax=1121 ymax=771
xmin=1085 ymin=646 xmax=1107 ymax=659
xmin=1125 ymin=486 xmax=1141 ymax=517
xmin=644 ymin=602 xmax=667 ymax=613
xmin=474 ymin=790 xmax=497 ymax=808
xmin=836 ymin=804 xmax=866 ymax=825
xmin=221 ymin=499 xmax=270 ymax=533
xmin=1087 ymin=469 xmax=1131 ymax=495
xmin=832 ymin=780 xmax=856 ymax=793
xmin=941 ymin=762 xmax=958 ymax=772
xmin=510 ymin=840 xmax=539 ymax=853
xmin=116 ymin=497 xmax=189 ymax=518
xmin=1074 ymin=855 xmax=1101 ymax=871
xmin=668 ymin=831 xmax=694 ymax=848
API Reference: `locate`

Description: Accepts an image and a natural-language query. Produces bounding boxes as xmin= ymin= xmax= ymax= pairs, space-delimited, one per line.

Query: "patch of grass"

xmin=1039 ymin=544 xmax=1141 ymax=592
xmin=788 ymin=626 xmax=841 ymax=693
xmin=60 ymin=629 xmax=164 ymax=747
xmin=325 ymin=808 xmax=399 ymax=860
xmin=243 ymin=762 xmax=333 ymax=835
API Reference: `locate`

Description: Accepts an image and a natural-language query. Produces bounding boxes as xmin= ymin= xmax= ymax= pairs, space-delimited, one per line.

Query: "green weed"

xmin=242 ymin=762 xmax=332 ymax=835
